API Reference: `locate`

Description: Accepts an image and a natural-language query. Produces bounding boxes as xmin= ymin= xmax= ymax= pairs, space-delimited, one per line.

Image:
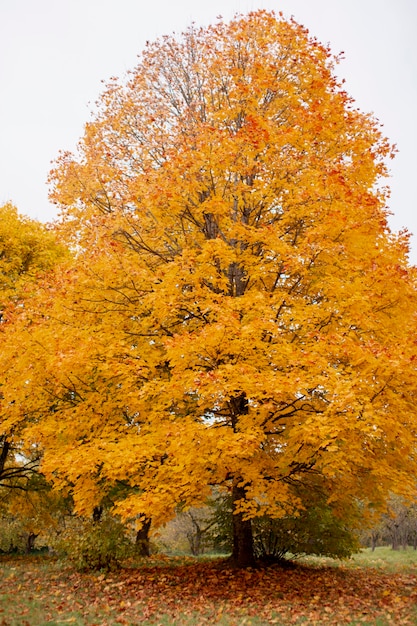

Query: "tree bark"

xmin=92 ymin=506 xmax=103 ymax=522
xmin=0 ymin=438 xmax=10 ymax=478
xmin=231 ymin=481 xmax=256 ymax=568
xmin=26 ymin=532 xmax=38 ymax=553
xmin=136 ymin=516 xmax=151 ymax=557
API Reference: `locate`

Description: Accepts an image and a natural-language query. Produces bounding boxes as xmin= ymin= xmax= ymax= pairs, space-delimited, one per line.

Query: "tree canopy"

xmin=0 ymin=203 xmax=68 ymax=493
xmin=6 ymin=10 xmax=417 ymax=566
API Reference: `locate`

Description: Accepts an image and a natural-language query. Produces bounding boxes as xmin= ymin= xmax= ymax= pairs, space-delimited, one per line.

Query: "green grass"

xmin=300 ymin=545 xmax=417 ymax=571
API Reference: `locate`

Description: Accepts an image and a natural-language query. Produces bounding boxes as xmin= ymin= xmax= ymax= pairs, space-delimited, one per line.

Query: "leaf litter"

xmin=0 ymin=556 xmax=416 ymax=625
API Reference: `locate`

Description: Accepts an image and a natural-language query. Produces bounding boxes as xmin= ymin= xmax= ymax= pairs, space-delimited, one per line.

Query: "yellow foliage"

xmin=4 ymin=11 xmax=417 ymax=537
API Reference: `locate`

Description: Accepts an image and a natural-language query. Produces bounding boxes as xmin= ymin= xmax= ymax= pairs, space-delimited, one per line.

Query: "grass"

xmin=300 ymin=545 xmax=417 ymax=571
xmin=0 ymin=548 xmax=416 ymax=625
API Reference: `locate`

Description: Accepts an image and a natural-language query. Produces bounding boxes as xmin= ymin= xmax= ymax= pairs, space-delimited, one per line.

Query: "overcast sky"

xmin=1 ymin=0 xmax=416 ymax=260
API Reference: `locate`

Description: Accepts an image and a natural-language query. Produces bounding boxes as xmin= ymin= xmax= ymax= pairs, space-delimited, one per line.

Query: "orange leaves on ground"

xmin=1 ymin=557 xmax=416 ymax=625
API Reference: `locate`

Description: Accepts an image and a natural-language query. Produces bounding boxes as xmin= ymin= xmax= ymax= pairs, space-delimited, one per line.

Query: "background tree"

xmin=380 ymin=496 xmax=417 ymax=551
xmin=0 ymin=203 xmax=64 ymax=311
xmin=156 ymin=506 xmax=217 ymax=556
xmin=0 ymin=203 xmax=68 ymax=494
xmin=11 ymin=11 xmax=417 ymax=567
xmin=0 ymin=474 xmax=71 ymax=553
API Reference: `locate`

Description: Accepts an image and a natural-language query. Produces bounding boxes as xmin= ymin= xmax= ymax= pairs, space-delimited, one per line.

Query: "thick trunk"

xmin=231 ymin=481 xmax=256 ymax=568
xmin=26 ymin=532 xmax=38 ymax=553
xmin=92 ymin=506 xmax=103 ymax=522
xmin=136 ymin=517 xmax=151 ymax=557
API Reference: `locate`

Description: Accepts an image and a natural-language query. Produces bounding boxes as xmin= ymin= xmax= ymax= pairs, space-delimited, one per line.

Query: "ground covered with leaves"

xmin=0 ymin=551 xmax=416 ymax=625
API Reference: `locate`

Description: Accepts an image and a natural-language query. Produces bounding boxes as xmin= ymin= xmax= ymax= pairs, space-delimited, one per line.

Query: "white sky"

xmin=1 ymin=0 xmax=416 ymax=261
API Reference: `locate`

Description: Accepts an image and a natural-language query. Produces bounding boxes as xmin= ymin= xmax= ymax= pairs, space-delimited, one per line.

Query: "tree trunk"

xmin=391 ymin=535 xmax=400 ymax=550
xmin=92 ymin=506 xmax=103 ymax=522
xmin=231 ymin=481 xmax=256 ymax=568
xmin=187 ymin=524 xmax=202 ymax=556
xmin=26 ymin=532 xmax=38 ymax=553
xmin=0 ymin=438 xmax=11 ymax=478
xmin=136 ymin=517 xmax=151 ymax=557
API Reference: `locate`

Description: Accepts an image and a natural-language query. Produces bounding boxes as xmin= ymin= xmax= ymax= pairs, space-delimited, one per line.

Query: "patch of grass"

xmin=299 ymin=545 xmax=417 ymax=572
xmin=351 ymin=546 xmax=417 ymax=570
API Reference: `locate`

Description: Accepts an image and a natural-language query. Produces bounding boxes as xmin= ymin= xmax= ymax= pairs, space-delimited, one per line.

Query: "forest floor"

xmin=0 ymin=547 xmax=416 ymax=625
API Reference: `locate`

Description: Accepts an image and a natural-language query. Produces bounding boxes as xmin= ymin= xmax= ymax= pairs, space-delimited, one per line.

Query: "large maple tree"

xmin=12 ymin=11 xmax=417 ymax=566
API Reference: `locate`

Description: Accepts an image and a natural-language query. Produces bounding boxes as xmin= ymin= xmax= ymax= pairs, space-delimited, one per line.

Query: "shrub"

xmin=252 ymin=506 xmax=360 ymax=561
xmin=208 ymin=494 xmax=360 ymax=561
xmin=57 ymin=515 xmax=134 ymax=572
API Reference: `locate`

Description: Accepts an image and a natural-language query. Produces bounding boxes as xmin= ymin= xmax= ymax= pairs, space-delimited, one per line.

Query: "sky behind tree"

xmin=1 ymin=0 xmax=416 ymax=260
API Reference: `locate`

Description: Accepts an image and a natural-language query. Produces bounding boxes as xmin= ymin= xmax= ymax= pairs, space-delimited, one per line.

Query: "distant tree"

xmin=0 ymin=203 xmax=65 ymax=312
xmin=382 ymin=496 xmax=417 ymax=550
xmin=0 ymin=473 xmax=72 ymax=553
xmin=156 ymin=507 xmax=217 ymax=556
xmin=185 ymin=509 xmax=218 ymax=556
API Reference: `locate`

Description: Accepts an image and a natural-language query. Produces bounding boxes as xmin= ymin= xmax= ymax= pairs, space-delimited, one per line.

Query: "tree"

xmin=12 ymin=11 xmax=417 ymax=567
xmin=155 ymin=506 xmax=217 ymax=556
xmin=0 ymin=203 xmax=68 ymax=493
xmin=380 ymin=496 xmax=417 ymax=550
xmin=0 ymin=473 xmax=72 ymax=553
xmin=0 ymin=203 xmax=65 ymax=311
